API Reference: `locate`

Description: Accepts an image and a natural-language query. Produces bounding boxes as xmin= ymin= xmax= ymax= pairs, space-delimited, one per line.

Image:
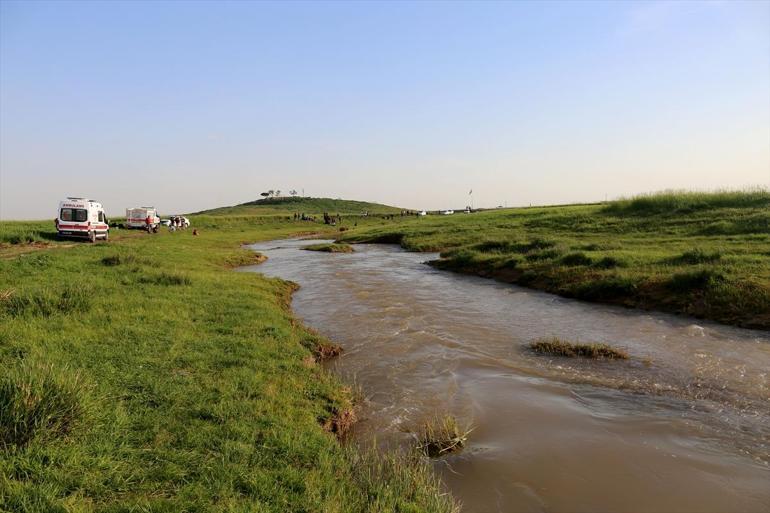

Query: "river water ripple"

xmin=242 ymin=239 xmax=770 ymax=513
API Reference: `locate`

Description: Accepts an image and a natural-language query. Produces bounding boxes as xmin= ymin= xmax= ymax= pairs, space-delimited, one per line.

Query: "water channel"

xmin=241 ymin=239 xmax=770 ymax=513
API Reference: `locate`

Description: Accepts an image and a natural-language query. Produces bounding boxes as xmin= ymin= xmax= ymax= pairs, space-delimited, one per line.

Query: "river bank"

xmin=0 ymin=221 xmax=457 ymax=512
xmin=341 ymin=190 xmax=770 ymax=330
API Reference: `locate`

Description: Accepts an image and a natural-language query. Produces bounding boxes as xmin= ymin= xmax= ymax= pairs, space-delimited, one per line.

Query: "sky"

xmin=1 ymin=0 xmax=769 ymax=219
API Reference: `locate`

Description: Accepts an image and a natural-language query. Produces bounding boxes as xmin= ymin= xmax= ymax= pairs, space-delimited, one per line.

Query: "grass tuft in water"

xmin=417 ymin=415 xmax=472 ymax=458
xmin=303 ymin=242 xmax=354 ymax=253
xmin=530 ymin=337 xmax=629 ymax=359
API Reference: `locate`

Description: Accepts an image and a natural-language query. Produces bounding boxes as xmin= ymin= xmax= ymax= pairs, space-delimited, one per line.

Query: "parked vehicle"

xmin=125 ymin=207 xmax=160 ymax=231
xmin=55 ymin=197 xmax=109 ymax=242
xmin=440 ymin=209 xmax=454 ymax=215
xmin=418 ymin=210 xmax=427 ymax=216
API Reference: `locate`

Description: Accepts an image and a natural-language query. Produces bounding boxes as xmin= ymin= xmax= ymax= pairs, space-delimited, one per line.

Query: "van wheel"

xmin=104 ymin=231 xmax=109 ymax=242
xmin=88 ymin=231 xmax=96 ymax=243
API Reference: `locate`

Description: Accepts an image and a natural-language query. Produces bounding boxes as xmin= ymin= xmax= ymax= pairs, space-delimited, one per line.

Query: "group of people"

xmin=167 ymin=216 xmax=188 ymax=232
xmin=322 ymin=212 xmax=342 ymax=225
xmin=293 ymin=212 xmax=317 ymax=221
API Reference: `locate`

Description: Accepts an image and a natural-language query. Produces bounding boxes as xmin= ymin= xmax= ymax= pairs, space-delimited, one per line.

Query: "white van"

xmin=125 ymin=207 xmax=160 ymax=230
xmin=56 ymin=197 xmax=109 ymax=242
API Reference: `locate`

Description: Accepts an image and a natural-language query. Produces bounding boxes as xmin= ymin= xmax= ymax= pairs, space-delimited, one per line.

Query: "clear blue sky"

xmin=1 ymin=0 xmax=768 ymax=219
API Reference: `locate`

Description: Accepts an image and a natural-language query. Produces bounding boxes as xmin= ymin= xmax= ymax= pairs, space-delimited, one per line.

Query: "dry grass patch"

xmin=417 ymin=415 xmax=472 ymax=458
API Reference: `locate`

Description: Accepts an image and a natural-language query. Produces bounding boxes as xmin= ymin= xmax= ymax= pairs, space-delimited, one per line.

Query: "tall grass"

xmin=0 ymin=221 xmax=54 ymax=245
xmin=137 ymin=271 xmax=192 ymax=286
xmin=0 ymin=362 xmax=88 ymax=449
xmin=343 ymin=445 xmax=460 ymax=512
xmin=417 ymin=415 xmax=472 ymax=458
xmin=1 ymin=284 xmax=91 ymax=317
xmin=670 ymin=248 xmax=722 ymax=265
xmin=603 ymin=188 xmax=770 ymax=215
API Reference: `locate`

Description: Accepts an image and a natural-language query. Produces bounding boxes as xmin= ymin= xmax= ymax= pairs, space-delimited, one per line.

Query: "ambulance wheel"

xmin=104 ymin=231 xmax=109 ymax=242
xmin=88 ymin=231 xmax=96 ymax=243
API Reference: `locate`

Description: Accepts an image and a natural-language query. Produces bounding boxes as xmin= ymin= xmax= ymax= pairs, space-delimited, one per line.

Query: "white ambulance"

xmin=125 ymin=207 xmax=160 ymax=231
xmin=55 ymin=197 xmax=110 ymax=242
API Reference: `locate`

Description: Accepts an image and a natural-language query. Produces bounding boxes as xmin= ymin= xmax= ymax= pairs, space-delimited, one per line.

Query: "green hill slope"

xmin=193 ymin=197 xmax=403 ymax=216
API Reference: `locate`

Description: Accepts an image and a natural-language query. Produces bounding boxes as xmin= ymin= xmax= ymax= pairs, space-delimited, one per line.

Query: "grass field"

xmin=0 ymin=219 xmax=457 ymax=512
xmin=341 ymin=190 xmax=770 ymax=329
xmin=1 ymin=189 xmax=767 ymax=510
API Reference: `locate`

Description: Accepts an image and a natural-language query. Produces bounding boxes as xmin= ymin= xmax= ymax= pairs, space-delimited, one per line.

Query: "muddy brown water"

xmin=242 ymin=239 xmax=770 ymax=513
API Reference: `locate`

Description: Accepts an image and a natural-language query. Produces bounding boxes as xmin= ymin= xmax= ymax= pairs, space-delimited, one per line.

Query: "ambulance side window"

xmin=98 ymin=211 xmax=104 ymax=222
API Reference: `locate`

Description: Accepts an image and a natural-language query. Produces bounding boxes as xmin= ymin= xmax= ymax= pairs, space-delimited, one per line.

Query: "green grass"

xmin=529 ymin=337 xmax=629 ymax=359
xmin=603 ymin=188 xmax=770 ymax=215
xmin=0 ymin=221 xmax=55 ymax=245
xmin=341 ymin=189 xmax=770 ymax=329
xmin=0 ymin=219 xmax=457 ymax=512
xmin=303 ymin=243 xmax=355 ymax=253
xmin=0 ymin=362 xmax=89 ymax=449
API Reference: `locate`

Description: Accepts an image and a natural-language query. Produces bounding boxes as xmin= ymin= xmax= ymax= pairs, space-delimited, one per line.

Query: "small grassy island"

xmin=529 ymin=337 xmax=630 ymax=360
xmin=303 ymin=242 xmax=355 ymax=253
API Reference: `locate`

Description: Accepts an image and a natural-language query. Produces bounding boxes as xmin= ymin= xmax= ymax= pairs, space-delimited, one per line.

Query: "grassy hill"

xmin=193 ymin=196 xmax=404 ymax=216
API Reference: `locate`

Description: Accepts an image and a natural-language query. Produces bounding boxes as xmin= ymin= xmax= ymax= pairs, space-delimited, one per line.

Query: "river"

xmin=241 ymin=239 xmax=770 ymax=513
